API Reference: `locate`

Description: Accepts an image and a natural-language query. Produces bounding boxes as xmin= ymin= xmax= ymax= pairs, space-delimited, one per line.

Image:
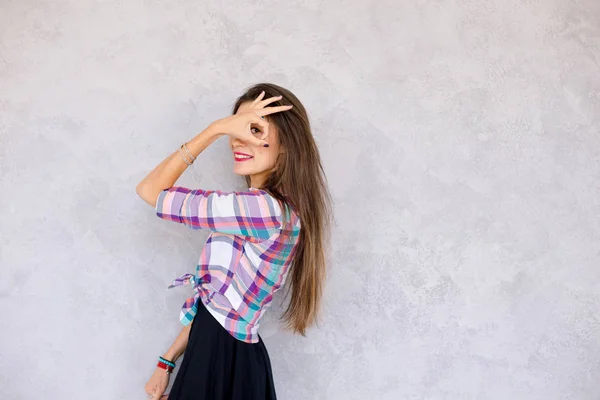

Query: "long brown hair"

xmin=232 ymin=83 xmax=333 ymax=336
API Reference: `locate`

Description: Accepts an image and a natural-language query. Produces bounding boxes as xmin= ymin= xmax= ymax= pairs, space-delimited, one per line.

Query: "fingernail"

xmin=263 ymin=143 xmax=269 ymax=147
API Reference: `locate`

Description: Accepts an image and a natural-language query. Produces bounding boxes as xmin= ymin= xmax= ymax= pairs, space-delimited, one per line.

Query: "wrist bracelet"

xmin=157 ymin=356 xmax=176 ymax=373
xmin=182 ymin=142 xmax=196 ymax=162
xmin=159 ymin=356 xmax=176 ymax=368
xmin=178 ymin=146 xmax=193 ymax=166
xmin=157 ymin=361 xmax=174 ymax=374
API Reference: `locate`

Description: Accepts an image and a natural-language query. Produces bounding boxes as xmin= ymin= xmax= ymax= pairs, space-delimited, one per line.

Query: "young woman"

xmin=136 ymin=83 xmax=332 ymax=400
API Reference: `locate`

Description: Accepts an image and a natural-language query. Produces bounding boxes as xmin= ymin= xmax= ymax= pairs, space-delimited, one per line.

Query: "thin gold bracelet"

xmin=182 ymin=142 xmax=196 ymax=162
xmin=178 ymin=146 xmax=193 ymax=166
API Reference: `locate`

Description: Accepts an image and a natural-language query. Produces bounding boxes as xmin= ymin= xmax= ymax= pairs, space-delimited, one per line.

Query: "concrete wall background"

xmin=1 ymin=0 xmax=599 ymax=399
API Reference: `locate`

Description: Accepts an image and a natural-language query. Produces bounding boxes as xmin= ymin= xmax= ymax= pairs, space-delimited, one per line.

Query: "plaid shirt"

xmin=155 ymin=186 xmax=301 ymax=343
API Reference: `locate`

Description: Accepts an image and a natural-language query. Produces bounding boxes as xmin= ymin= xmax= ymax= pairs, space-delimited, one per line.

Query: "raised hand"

xmin=210 ymin=91 xmax=293 ymax=147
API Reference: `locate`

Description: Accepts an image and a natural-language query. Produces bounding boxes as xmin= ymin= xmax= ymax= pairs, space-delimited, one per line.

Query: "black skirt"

xmin=166 ymin=300 xmax=277 ymax=400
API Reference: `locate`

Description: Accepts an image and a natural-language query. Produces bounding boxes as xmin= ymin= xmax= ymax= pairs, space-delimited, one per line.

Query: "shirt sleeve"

xmin=154 ymin=186 xmax=283 ymax=239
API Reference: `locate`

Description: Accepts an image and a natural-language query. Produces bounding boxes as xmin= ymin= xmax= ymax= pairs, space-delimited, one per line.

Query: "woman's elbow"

xmin=135 ymin=183 xmax=147 ymax=199
xmin=136 ymin=184 xmax=158 ymax=207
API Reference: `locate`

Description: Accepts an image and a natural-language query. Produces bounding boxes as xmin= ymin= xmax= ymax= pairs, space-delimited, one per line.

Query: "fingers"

xmin=256 ymin=104 xmax=293 ymax=117
xmin=148 ymin=391 xmax=165 ymax=399
xmin=248 ymin=116 xmax=270 ymax=147
xmin=145 ymin=376 xmax=168 ymax=398
xmin=251 ymin=91 xmax=294 ymax=115
xmin=145 ymin=384 xmax=155 ymax=396
xmin=255 ymin=94 xmax=282 ymax=108
xmin=251 ymin=90 xmax=266 ymax=106
xmin=251 ymin=112 xmax=269 ymax=127
xmin=147 ymin=388 xmax=160 ymax=399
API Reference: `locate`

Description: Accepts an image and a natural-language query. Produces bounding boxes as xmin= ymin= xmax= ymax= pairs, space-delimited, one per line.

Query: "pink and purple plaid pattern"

xmin=155 ymin=186 xmax=301 ymax=343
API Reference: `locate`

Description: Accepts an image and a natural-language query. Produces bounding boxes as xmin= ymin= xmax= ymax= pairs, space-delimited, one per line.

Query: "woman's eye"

xmin=251 ymin=127 xmax=261 ymax=135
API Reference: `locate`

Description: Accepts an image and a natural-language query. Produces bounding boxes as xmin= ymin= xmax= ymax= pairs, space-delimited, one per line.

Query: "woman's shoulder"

xmin=244 ymin=188 xmax=301 ymax=229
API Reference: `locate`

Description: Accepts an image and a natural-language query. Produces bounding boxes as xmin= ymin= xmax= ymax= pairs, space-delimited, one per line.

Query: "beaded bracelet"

xmin=157 ymin=361 xmax=174 ymax=374
xmin=159 ymin=356 xmax=176 ymax=368
xmin=157 ymin=356 xmax=176 ymax=373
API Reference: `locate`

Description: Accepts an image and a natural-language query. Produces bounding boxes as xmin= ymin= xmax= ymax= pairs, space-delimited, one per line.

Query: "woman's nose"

xmin=231 ymin=136 xmax=247 ymax=146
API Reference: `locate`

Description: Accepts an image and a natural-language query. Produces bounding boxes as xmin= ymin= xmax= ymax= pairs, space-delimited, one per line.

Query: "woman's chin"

xmin=233 ymin=166 xmax=252 ymax=176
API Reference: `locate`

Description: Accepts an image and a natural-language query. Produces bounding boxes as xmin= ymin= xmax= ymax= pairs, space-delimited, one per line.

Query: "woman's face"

xmin=230 ymin=101 xmax=282 ymax=188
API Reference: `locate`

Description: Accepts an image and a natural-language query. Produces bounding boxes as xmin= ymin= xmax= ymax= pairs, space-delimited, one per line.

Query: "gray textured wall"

xmin=1 ymin=0 xmax=599 ymax=399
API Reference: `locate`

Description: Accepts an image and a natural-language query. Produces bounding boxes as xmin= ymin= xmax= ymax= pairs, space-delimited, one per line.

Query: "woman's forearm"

xmin=136 ymin=125 xmax=223 ymax=207
xmin=144 ymin=128 xmax=223 ymax=362
xmin=162 ymin=321 xmax=194 ymax=362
